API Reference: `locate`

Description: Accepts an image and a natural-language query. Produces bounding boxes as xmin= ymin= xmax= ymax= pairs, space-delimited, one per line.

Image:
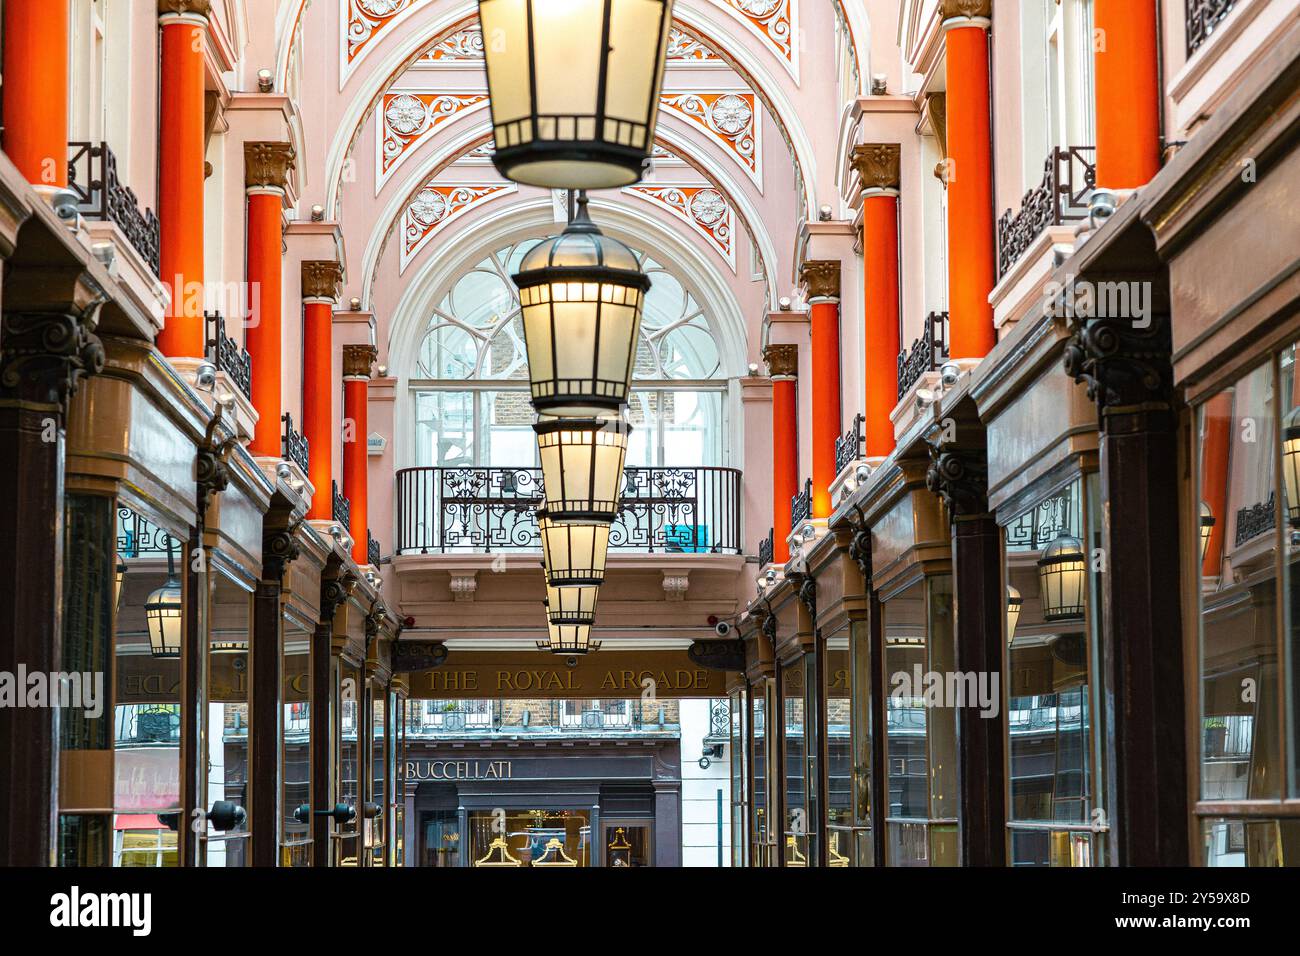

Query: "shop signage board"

xmin=406 ymin=651 xmax=728 ymax=699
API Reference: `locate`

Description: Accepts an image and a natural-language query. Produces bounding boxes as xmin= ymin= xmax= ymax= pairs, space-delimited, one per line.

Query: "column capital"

xmin=799 ymin=259 xmax=841 ymax=301
xmin=851 ymin=144 xmax=902 ymax=193
xmin=343 ymin=344 xmax=378 ymax=380
xmin=244 ymin=142 xmax=296 ymax=192
xmin=940 ymin=0 xmax=992 ymax=26
xmin=763 ymin=343 xmax=798 ymax=379
xmin=158 ymin=0 xmax=211 ymax=20
xmin=1063 ymin=312 xmax=1174 ymax=415
xmin=0 ymin=310 xmax=105 ymax=411
xmin=302 ymin=260 xmax=344 ymax=302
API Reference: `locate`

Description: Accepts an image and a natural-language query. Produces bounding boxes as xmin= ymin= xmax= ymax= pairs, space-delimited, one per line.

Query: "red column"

xmin=302 ymin=262 xmax=343 ymax=520
xmin=156 ymin=4 xmax=209 ymax=357
xmin=1 ymin=0 xmax=69 ymax=188
xmin=801 ymin=261 xmax=841 ymax=519
xmin=343 ymin=345 xmax=377 ymax=565
xmin=766 ymin=345 xmax=799 ymax=564
xmin=853 ymin=144 xmax=902 ymax=458
xmin=1093 ymin=0 xmax=1161 ymax=190
xmin=943 ymin=3 xmax=996 ymax=360
xmin=244 ymin=143 xmax=295 ymax=458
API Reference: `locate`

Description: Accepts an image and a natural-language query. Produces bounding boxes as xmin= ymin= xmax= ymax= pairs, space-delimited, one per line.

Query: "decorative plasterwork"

xmin=449 ymin=570 xmax=478 ymax=602
xmin=377 ymin=91 xmax=489 ymax=188
xmin=714 ymin=0 xmax=799 ymax=82
xmin=344 ymin=0 xmax=420 ymax=81
xmin=418 ymin=26 xmax=485 ymax=62
xmin=400 ymin=183 xmax=516 ymax=272
xmin=666 ymin=26 xmax=722 ymax=62
xmin=662 ymin=571 xmax=691 ymax=601
xmin=659 ymin=90 xmax=762 ymax=188
xmin=624 ymin=184 xmax=736 ymax=270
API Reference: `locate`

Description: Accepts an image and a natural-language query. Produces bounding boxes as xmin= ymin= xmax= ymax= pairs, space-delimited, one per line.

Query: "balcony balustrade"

xmin=758 ymin=526 xmax=774 ymax=568
xmin=1186 ymin=0 xmax=1238 ymax=57
xmin=394 ymin=465 xmax=742 ymax=555
xmin=405 ymin=699 xmax=675 ymax=736
xmin=332 ymin=480 xmax=351 ymax=530
xmin=204 ymin=312 xmax=253 ymax=401
xmin=996 ymin=146 xmax=1095 ymax=279
xmin=281 ymin=413 xmax=310 ymax=474
xmin=68 ymin=141 xmax=161 ymax=275
xmin=367 ymin=530 xmax=382 ymax=567
xmin=790 ymin=478 xmax=813 ymax=529
xmin=835 ymin=413 xmax=865 ymax=475
xmin=897 ymin=311 xmax=949 ymax=402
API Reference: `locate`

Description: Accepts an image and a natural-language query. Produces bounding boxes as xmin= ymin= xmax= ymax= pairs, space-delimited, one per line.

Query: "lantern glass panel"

xmin=539 ymin=513 xmax=610 ymax=586
xmin=478 ymin=0 xmax=673 ymax=189
xmin=536 ymin=417 xmax=630 ymax=519
xmin=546 ymin=584 xmax=599 ymax=625
xmin=539 ymin=621 xmax=601 ymax=654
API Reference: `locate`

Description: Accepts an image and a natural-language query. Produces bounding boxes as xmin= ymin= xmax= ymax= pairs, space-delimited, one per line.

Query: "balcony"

xmin=68 ymin=141 xmax=161 ymax=276
xmin=1186 ymin=0 xmax=1238 ymax=57
xmin=897 ymin=312 xmax=950 ymax=402
xmin=996 ymin=146 xmax=1095 ymax=279
xmin=394 ymin=465 xmax=742 ymax=555
xmin=405 ymin=699 xmax=679 ymax=738
xmin=204 ymin=312 xmax=253 ymax=402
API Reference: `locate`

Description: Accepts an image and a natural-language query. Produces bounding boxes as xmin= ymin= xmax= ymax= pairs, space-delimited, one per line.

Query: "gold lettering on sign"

xmin=404 ymin=760 xmax=512 ymax=780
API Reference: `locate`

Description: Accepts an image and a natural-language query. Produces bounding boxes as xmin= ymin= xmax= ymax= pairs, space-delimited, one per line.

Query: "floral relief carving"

xmin=659 ymin=91 xmax=761 ymax=184
xmin=400 ymin=183 xmax=515 ymax=271
xmin=666 ymin=27 xmax=721 ymax=61
xmin=419 ymin=27 xmax=486 ymax=61
xmin=379 ymin=91 xmax=489 ymax=180
xmin=346 ymin=0 xmax=416 ymax=65
xmin=717 ymin=0 xmax=797 ymax=75
xmin=625 ymin=184 xmax=735 ymax=269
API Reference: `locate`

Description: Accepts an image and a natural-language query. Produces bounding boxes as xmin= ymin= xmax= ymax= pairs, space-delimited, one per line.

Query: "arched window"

xmin=411 ymin=239 xmax=727 ymax=468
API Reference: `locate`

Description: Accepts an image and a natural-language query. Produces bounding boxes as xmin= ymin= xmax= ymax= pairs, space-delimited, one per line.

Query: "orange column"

xmin=343 ymin=346 xmax=377 ymax=565
xmin=766 ymin=345 xmax=799 ymax=564
xmin=156 ymin=3 xmax=210 ymax=358
xmin=1 ymin=0 xmax=69 ymax=188
xmin=302 ymin=262 xmax=343 ymax=520
xmin=1093 ymin=0 xmax=1161 ymax=190
xmin=853 ymin=144 xmax=902 ymax=458
xmin=942 ymin=3 xmax=996 ymax=360
xmin=244 ymin=143 xmax=295 ymax=458
xmin=1199 ymin=392 xmax=1233 ymax=576
xmin=801 ymin=261 xmax=841 ymax=519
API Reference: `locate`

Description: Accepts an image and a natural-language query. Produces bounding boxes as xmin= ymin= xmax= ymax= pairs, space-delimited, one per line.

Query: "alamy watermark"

xmin=890 ymin=665 xmax=1000 ymax=719
xmin=0 ymin=666 xmax=104 ymax=718
xmin=1042 ymin=273 xmax=1153 ymax=329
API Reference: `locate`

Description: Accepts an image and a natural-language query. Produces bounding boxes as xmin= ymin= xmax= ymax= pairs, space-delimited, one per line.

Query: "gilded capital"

xmin=940 ymin=0 xmax=992 ymax=21
xmin=764 ymin=344 xmax=798 ymax=379
xmin=799 ymin=260 xmax=841 ymax=301
xmin=851 ymin=144 xmax=901 ymax=192
xmin=343 ymin=344 xmax=378 ymax=379
xmin=302 ymin=261 xmax=344 ymax=301
xmin=158 ymin=0 xmax=212 ymax=17
xmin=244 ymin=142 xmax=296 ymax=191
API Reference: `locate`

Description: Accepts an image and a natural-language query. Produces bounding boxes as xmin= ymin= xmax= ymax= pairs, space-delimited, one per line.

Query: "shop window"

xmin=467 ymin=809 xmax=591 ymax=867
xmin=337 ymin=664 xmax=362 ymax=866
xmin=730 ymin=686 xmax=748 ymax=866
xmin=782 ymin=659 xmax=809 ymax=865
xmin=604 ymin=822 xmax=653 ymax=867
xmin=824 ymin=628 xmax=857 ymax=866
xmin=883 ymin=575 xmax=957 ymax=866
xmin=1003 ymin=474 xmax=1106 ymax=866
xmin=421 ymin=810 xmax=461 ymax=867
xmin=281 ymin=622 xmax=312 ymax=866
xmin=205 ymin=570 xmax=252 ymax=868
xmin=750 ymin=680 xmax=770 ymax=865
xmin=369 ymin=692 xmax=388 ymax=866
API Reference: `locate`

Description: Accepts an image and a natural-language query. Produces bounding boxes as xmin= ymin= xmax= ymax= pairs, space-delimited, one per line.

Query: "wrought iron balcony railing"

xmin=706 ymin=697 xmax=731 ymax=741
xmin=405 ymin=699 xmax=674 ymax=736
xmin=395 ymin=465 xmax=742 ymax=555
xmin=204 ymin=312 xmax=253 ymax=401
xmin=791 ymin=478 xmax=813 ymax=529
xmin=367 ymin=529 xmax=382 ymax=567
xmin=281 ymin=413 xmax=310 ymax=473
xmin=897 ymin=311 xmax=949 ymax=401
xmin=332 ymin=481 xmax=351 ymax=530
xmin=835 ymin=413 xmax=865 ymax=474
xmin=68 ymin=142 xmax=161 ymax=276
xmin=758 ymin=526 xmax=774 ymax=568
xmin=1186 ymin=0 xmax=1238 ymax=57
xmin=996 ymin=146 xmax=1095 ymax=278
xmin=1234 ymin=493 xmax=1275 ymax=548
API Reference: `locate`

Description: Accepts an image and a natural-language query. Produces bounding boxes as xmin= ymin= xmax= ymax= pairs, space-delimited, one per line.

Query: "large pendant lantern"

xmin=538 ymin=621 xmax=602 ymax=655
xmin=1037 ymin=534 xmax=1087 ymax=624
xmin=545 ymin=584 xmax=600 ymax=626
xmin=145 ymin=540 xmax=183 ymax=659
xmin=477 ymin=0 xmax=675 ymax=189
xmin=535 ymin=416 xmax=631 ymax=522
xmin=539 ymin=511 xmax=611 ymax=587
xmin=514 ymin=194 xmax=649 ymax=417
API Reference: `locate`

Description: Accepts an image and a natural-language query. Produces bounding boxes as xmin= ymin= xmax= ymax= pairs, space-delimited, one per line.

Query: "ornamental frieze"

xmin=400 ymin=183 xmax=516 ymax=271
xmin=716 ymin=0 xmax=798 ymax=78
xmin=659 ymin=90 xmax=761 ymax=185
xmin=378 ymin=91 xmax=489 ymax=183
xmin=624 ymin=184 xmax=735 ymax=269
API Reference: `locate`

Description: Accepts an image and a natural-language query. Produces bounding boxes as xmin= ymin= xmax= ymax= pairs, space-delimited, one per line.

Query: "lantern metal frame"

xmin=513 ymin=194 xmax=650 ymax=416
xmin=538 ymin=621 xmax=602 ymax=655
xmin=545 ymin=583 xmax=600 ymax=626
xmin=144 ymin=540 xmax=183 ymax=659
xmin=534 ymin=415 xmax=632 ymax=522
xmin=1199 ymin=501 xmax=1216 ymax=566
xmin=538 ymin=509 xmax=610 ymax=587
xmin=1283 ymin=413 xmax=1300 ymax=527
xmin=1036 ymin=534 xmax=1087 ymax=623
xmin=477 ymin=0 xmax=674 ymax=190
xmin=1006 ymin=584 xmax=1023 ymax=646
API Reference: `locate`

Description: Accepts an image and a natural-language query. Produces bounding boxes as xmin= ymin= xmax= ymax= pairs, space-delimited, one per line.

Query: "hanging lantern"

xmin=144 ymin=541 xmax=183 ymax=659
xmin=1037 ymin=534 xmax=1087 ymax=623
xmin=539 ymin=511 xmax=610 ymax=587
xmin=1199 ymin=501 xmax=1216 ymax=566
xmin=474 ymin=836 xmax=523 ymax=867
xmin=1006 ymin=585 xmax=1022 ymax=646
xmin=545 ymin=584 xmax=599 ymax=626
xmin=1283 ymin=407 xmax=1300 ymax=527
xmin=115 ymin=562 xmax=128 ymax=609
xmin=531 ymin=836 xmax=580 ymax=867
xmin=513 ymin=194 xmax=649 ymax=416
xmin=537 ymin=621 xmax=602 ymax=655
xmin=477 ymin=0 xmax=675 ymax=189
xmin=535 ymin=416 xmax=631 ymax=522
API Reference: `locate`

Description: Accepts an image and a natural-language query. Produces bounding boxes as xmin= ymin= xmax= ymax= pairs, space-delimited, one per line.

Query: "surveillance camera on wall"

xmin=939 ymin=362 xmax=961 ymax=389
xmin=195 ymin=362 xmax=218 ymax=390
xmin=276 ymin=461 xmax=293 ymax=480
xmin=714 ymin=620 xmax=732 ymax=638
xmin=50 ymin=188 xmax=81 ymax=226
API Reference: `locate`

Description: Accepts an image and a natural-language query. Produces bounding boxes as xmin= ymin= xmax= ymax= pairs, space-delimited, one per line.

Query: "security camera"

xmin=939 ymin=362 xmax=961 ymax=389
xmin=328 ymin=522 xmax=343 ymax=538
xmin=1089 ymin=189 xmax=1118 ymax=228
xmin=915 ymin=387 xmax=935 ymax=410
xmin=276 ymin=461 xmax=293 ymax=480
xmin=50 ymin=187 xmax=81 ymax=225
xmin=195 ymin=362 xmax=218 ymax=390
xmin=714 ymin=621 xmax=732 ymax=638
